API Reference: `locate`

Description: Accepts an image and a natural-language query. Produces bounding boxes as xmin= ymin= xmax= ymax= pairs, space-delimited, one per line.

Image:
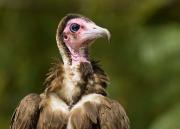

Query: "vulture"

xmin=10 ymin=14 xmax=130 ymax=129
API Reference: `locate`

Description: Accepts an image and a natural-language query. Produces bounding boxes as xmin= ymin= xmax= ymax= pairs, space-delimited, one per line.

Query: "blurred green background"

xmin=0 ymin=0 xmax=180 ymax=129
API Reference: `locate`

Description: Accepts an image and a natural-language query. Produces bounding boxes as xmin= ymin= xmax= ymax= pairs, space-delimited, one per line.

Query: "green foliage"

xmin=0 ymin=0 xmax=180 ymax=129
xmin=149 ymin=103 xmax=180 ymax=129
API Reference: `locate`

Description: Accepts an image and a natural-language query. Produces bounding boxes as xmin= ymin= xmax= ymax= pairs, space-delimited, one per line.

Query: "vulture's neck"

xmin=44 ymin=58 xmax=108 ymax=107
xmin=54 ymin=31 xmax=95 ymax=105
xmin=58 ymin=47 xmax=94 ymax=105
xmin=67 ymin=45 xmax=90 ymax=64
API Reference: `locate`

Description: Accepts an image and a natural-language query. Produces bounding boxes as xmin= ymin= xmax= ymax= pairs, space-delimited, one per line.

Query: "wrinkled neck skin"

xmin=68 ymin=45 xmax=90 ymax=65
xmin=64 ymin=44 xmax=93 ymax=80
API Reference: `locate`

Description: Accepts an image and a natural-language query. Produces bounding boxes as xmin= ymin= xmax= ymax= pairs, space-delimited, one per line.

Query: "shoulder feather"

xmin=44 ymin=59 xmax=64 ymax=93
xmin=91 ymin=60 xmax=109 ymax=88
xmin=98 ymin=98 xmax=130 ymax=129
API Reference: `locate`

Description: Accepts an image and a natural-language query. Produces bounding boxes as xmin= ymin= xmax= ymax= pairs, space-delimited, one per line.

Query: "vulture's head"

xmin=56 ymin=14 xmax=111 ymax=65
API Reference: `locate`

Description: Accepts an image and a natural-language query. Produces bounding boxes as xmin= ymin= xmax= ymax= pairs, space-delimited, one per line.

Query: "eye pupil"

xmin=70 ymin=23 xmax=80 ymax=33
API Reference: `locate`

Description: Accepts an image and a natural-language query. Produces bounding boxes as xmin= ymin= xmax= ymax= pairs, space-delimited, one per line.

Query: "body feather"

xmin=10 ymin=60 xmax=129 ymax=129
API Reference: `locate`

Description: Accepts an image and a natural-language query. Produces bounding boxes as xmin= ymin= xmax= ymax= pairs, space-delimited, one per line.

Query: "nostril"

xmin=93 ymin=27 xmax=96 ymax=29
xmin=64 ymin=35 xmax=68 ymax=39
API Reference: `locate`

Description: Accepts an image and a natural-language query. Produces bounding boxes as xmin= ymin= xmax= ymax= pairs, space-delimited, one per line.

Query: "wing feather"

xmin=10 ymin=93 xmax=41 ymax=129
xmin=98 ymin=99 xmax=130 ymax=129
xmin=36 ymin=106 xmax=67 ymax=129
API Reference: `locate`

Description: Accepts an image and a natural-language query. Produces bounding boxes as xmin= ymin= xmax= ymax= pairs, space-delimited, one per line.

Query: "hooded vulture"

xmin=10 ymin=14 xmax=130 ymax=129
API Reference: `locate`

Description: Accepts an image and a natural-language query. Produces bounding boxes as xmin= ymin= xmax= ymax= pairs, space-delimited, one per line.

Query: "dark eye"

xmin=70 ymin=23 xmax=80 ymax=33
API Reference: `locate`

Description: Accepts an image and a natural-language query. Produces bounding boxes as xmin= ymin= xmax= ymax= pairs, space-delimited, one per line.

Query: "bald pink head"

xmin=62 ymin=17 xmax=110 ymax=64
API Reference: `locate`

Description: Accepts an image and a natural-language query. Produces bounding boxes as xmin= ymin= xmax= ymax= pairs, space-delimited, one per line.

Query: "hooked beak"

xmin=83 ymin=23 xmax=111 ymax=43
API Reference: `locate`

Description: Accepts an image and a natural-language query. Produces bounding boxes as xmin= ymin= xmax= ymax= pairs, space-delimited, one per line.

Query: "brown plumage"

xmin=10 ymin=14 xmax=130 ymax=129
xmin=10 ymin=94 xmax=41 ymax=129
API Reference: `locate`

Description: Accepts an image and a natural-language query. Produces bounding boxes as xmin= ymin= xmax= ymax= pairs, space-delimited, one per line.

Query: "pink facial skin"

xmin=62 ymin=18 xmax=110 ymax=64
xmin=63 ymin=18 xmax=91 ymax=63
xmin=63 ymin=18 xmax=94 ymax=51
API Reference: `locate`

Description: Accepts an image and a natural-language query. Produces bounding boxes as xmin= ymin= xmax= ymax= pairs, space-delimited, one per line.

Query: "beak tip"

xmin=105 ymin=29 xmax=111 ymax=44
xmin=108 ymin=37 xmax=111 ymax=44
